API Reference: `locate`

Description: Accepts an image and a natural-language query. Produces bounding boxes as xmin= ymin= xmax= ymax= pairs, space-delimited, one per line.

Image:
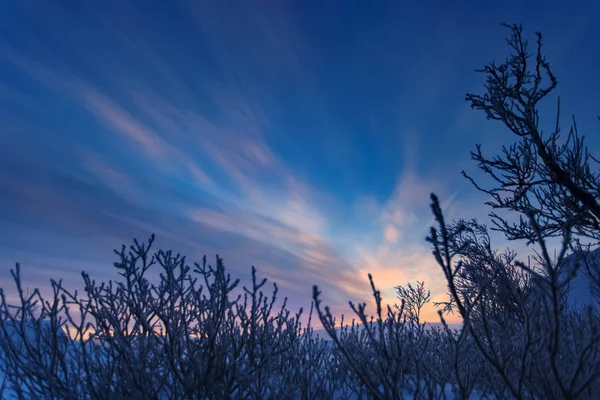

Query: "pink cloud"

xmin=78 ymin=87 xmax=166 ymax=156
xmin=384 ymin=225 xmax=400 ymax=243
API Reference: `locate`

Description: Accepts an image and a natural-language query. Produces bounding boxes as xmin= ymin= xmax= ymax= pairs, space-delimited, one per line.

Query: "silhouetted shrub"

xmin=313 ymin=24 xmax=600 ymax=399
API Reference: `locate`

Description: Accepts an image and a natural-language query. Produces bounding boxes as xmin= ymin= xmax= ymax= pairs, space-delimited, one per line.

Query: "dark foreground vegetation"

xmin=1 ymin=24 xmax=599 ymax=400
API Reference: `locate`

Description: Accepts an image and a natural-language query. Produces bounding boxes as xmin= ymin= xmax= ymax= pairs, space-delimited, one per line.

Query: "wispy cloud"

xmin=1 ymin=1 xmax=598 ymax=326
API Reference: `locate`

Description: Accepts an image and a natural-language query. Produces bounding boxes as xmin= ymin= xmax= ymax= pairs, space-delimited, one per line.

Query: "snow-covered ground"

xmin=0 ymin=322 xmax=484 ymax=400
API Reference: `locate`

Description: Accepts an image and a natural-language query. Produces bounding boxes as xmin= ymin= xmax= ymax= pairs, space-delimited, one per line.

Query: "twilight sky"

xmin=1 ymin=1 xmax=599 ymax=323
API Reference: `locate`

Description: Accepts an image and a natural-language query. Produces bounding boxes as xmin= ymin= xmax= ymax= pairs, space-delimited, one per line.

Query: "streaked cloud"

xmin=0 ymin=1 xmax=598 ymax=327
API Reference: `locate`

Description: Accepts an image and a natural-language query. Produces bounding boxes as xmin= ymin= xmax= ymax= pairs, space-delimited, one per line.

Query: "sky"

xmin=1 ymin=1 xmax=599 ymax=324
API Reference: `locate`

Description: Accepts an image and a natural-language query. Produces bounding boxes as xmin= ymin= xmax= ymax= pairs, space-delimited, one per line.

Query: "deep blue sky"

xmin=1 ymin=1 xmax=599 ymax=321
